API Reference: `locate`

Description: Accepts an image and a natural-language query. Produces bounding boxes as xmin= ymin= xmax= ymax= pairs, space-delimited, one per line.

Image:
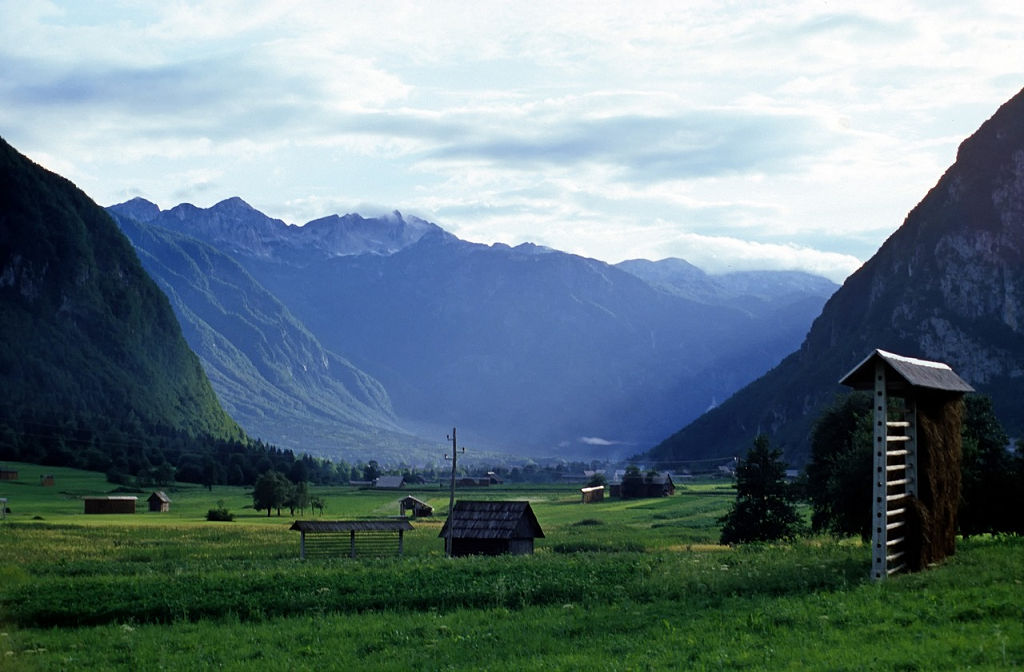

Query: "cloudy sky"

xmin=2 ymin=1 xmax=1022 ymax=282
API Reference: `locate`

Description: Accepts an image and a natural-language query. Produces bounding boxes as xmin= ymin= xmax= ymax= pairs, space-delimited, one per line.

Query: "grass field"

xmin=1 ymin=462 xmax=1022 ymax=670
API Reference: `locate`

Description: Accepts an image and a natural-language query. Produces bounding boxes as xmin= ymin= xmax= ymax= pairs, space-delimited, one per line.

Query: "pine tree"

xmin=720 ymin=434 xmax=803 ymax=544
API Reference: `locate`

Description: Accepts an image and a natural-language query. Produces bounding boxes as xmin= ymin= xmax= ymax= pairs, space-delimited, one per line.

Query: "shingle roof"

xmin=374 ymin=476 xmax=405 ymax=489
xmin=290 ymin=519 xmax=414 ymax=533
xmin=437 ymin=500 xmax=545 ymax=540
xmin=148 ymin=491 xmax=171 ymax=503
xmin=840 ymin=349 xmax=974 ymax=393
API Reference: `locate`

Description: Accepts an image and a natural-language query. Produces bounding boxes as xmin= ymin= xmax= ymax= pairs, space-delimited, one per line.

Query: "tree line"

xmin=720 ymin=393 xmax=1023 ymax=544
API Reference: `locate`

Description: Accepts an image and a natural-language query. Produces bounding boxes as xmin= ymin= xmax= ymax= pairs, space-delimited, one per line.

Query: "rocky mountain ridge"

xmin=643 ymin=85 xmax=1024 ymax=467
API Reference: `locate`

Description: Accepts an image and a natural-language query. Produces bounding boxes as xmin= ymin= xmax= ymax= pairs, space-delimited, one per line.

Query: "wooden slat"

xmin=887 ymin=421 xmax=911 ymax=428
xmin=886 ymin=492 xmax=910 ymax=502
xmin=886 ymin=449 xmax=909 ymax=457
xmin=886 ymin=435 xmax=911 ymax=443
xmin=886 ymin=536 xmax=905 ymax=547
xmin=887 ymin=477 xmax=911 ymax=487
xmin=886 ymin=520 xmax=906 ymax=531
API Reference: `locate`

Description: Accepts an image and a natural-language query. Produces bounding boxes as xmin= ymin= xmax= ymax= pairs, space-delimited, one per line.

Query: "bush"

xmin=206 ymin=501 xmax=234 ymax=522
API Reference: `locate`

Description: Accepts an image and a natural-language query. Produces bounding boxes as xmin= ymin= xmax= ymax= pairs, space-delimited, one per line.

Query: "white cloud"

xmin=2 ymin=0 xmax=1023 ymax=282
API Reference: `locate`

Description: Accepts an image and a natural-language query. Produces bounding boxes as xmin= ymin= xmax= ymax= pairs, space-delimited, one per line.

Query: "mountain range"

xmin=108 ymin=198 xmax=837 ymax=461
xmin=642 ymin=85 xmax=1024 ymax=468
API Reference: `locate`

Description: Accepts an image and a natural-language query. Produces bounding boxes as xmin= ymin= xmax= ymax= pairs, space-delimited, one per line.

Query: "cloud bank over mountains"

xmin=2 ymin=1 xmax=1023 ymax=282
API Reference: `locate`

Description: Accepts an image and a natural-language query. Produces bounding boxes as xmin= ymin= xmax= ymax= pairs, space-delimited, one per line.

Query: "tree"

xmin=804 ymin=392 xmax=873 ymax=539
xmin=959 ymin=395 xmax=1020 ymax=536
xmin=720 ymin=434 xmax=803 ymax=545
xmin=586 ymin=472 xmax=608 ymax=488
xmin=252 ymin=471 xmax=292 ymax=517
xmin=286 ymin=481 xmax=312 ymax=516
xmin=619 ymin=465 xmax=644 ymax=499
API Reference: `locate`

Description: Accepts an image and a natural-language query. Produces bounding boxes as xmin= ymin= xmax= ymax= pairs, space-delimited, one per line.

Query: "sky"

xmin=1 ymin=2 xmax=1022 ymax=283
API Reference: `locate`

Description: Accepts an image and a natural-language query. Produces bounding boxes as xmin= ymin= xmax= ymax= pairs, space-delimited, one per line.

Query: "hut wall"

xmin=451 ymin=538 xmax=510 ymax=557
xmin=84 ymin=498 xmax=137 ymax=514
xmin=0 ymin=470 xmax=17 ymax=481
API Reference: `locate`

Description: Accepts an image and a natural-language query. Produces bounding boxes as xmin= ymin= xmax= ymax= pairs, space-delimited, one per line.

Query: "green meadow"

xmin=1 ymin=462 xmax=1022 ymax=671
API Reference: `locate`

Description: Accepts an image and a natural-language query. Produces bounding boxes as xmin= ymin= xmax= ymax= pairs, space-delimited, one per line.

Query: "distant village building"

xmin=0 ymin=468 xmax=18 ymax=481
xmin=147 ymin=491 xmax=171 ymax=512
xmin=438 ymin=500 xmax=545 ymax=557
xmin=374 ymin=475 xmax=405 ymax=490
xmin=290 ymin=520 xmax=413 ymax=560
xmin=580 ymin=485 xmax=605 ymax=504
xmin=40 ymin=474 xmax=55 ymax=487
xmin=83 ymin=496 xmax=137 ymax=514
xmin=399 ymin=496 xmax=433 ymax=518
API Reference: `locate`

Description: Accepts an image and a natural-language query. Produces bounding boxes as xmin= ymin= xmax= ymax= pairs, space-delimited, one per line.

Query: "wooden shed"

xmin=290 ymin=519 xmax=413 ymax=560
xmin=580 ymin=485 xmax=605 ymax=504
xmin=83 ymin=496 xmax=137 ymax=514
xmin=40 ymin=474 xmax=55 ymax=487
xmin=0 ymin=468 xmax=18 ymax=481
xmin=840 ymin=348 xmax=973 ymax=581
xmin=438 ymin=500 xmax=545 ymax=557
xmin=399 ymin=496 xmax=433 ymax=517
xmin=148 ymin=491 xmax=171 ymax=512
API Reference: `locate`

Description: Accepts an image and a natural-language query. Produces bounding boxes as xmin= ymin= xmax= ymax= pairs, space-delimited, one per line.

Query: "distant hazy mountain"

xmin=642 ymin=86 xmax=1024 ymax=468
xmin=0 ymin=136 xmax=242 ymax=446
xmin=114 ymin=198 xmax=837 ymax=458
xmin=107 ymin=207 xmax=429 ymax=462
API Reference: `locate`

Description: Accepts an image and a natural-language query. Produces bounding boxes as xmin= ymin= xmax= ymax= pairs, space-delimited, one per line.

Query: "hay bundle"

xmin=906 ymin=393 xmax=964 ymax=571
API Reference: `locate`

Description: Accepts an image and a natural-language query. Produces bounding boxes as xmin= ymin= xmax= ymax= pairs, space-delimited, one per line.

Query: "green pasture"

xmin=1 ymin=463 xmax=1022 ymax=671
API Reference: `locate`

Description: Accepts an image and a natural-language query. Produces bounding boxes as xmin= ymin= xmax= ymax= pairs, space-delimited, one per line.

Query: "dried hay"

xmin=905 ymin=393 xmax=963 ymax=571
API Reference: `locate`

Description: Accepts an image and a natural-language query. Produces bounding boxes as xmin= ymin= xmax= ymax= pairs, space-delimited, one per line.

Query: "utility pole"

xmin=445 ymin=427 xmax=464 ymax=558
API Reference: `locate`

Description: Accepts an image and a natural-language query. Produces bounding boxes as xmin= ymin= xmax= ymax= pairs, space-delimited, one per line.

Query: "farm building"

xmin=148 ymin=491 xmax=171 ymax=512
xmin=0 ymin=468 xmax=17 ymax=481
xmin=580 ymin=485 xmax=605 ymax=503
xmin=399 ymin=496 xmax=433 ymax=517
xmin=374 ymin=475 xmax=405 ymax=489
xmin=290 ymin=520 xmax=414 ymax=560
xmin=841 ymin=348 xmax=973 ymax=581
xmin=83 ymin=496 xmax=137 ymax=514
xmin=40 ymin=474 xmax=55 ymax=487
xmin=610 ymin=471 xmax=675 ymax=498
xmin=438 ymin=500 xmax=545 ymax=557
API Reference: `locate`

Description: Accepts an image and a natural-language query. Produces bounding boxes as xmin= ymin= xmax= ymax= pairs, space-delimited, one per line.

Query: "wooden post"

xmin=350 ymin=530 xmax=356 ymax=559
xmin=872 ymin=360 xmax=888 ymax=581
xmin=398 ymin=529 xmax=405 ymax=557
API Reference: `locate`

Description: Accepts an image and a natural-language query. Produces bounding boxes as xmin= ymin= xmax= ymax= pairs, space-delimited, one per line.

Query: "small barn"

xmin=290 ymin=520 xmax=414 ymax=560
xmin=644 ymin=472 xmax=675 ymax=497
xmin=40 ymin=474 xmax=55 ymax=487
xmin=399 ymin=496 xmax=433 ymax=517
xmin=581 ymin=485 xmax=605 ymax=504
xmin=438 ymin=500 xmax=545 ymax=557
xmin=0 ymin=468 xmax=17 ymax=481
xmin=83 ymin=496 xmax=137 ymax=514
xmin=147 ymin=491 xmax=171 ymax=513
xmin=840 ymin=348 xmax=973 ymax=581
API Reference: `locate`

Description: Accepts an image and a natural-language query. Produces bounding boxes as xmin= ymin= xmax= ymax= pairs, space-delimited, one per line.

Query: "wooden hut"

xmin=840 ymin=348 xmax=973 ymax=581
xmin=644 ymin=472 xmax=675 ymax=497
xmin=147 ymin=491 xmax=171 ymax=512
xmin=39 ymin=474 xmax=55 ymax=487
xmin=438 ymin=500 xmax=544 ymax=557
xmin=290 ymin=520 xmax=413 ymax=560
xmin=580 ymin=485 xmax=605 ymax=504
xmin=83 ymin=496 xmax=137 ymax=514
xmin=399 ymin=496 xmax=433 ymax=517
xmin=0 ymin=468 xmax=18 ymax=481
